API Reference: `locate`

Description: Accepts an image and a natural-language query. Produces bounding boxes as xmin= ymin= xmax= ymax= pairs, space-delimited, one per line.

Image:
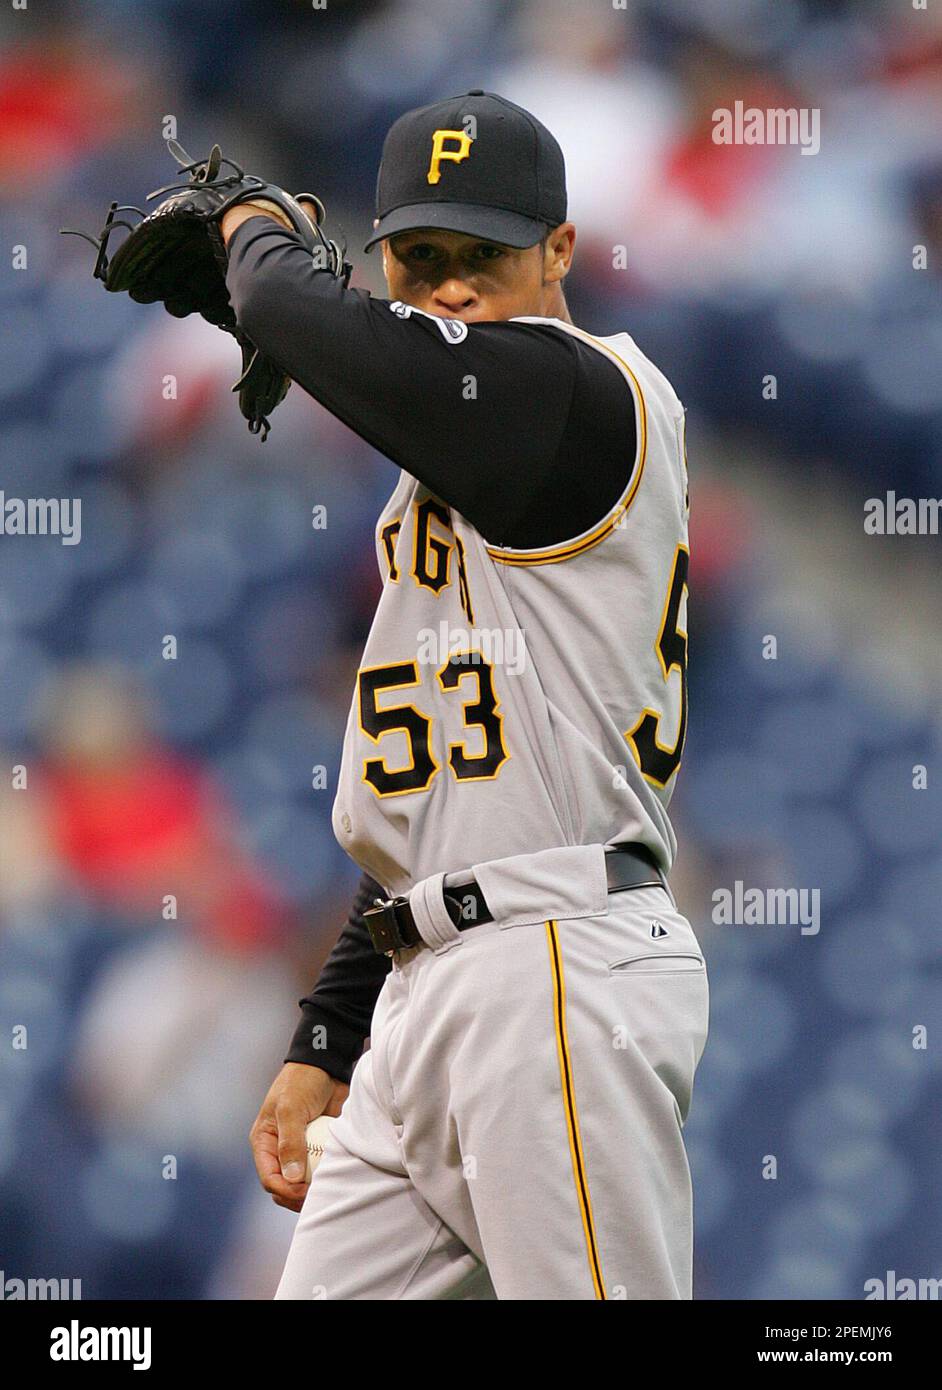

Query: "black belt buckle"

xmin=364 ymin=896 xmax=414 ymax=955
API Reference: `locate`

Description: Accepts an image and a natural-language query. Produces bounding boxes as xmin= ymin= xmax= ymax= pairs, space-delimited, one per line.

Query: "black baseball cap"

xmin=364 ymin=90 xmax=567 ymax=252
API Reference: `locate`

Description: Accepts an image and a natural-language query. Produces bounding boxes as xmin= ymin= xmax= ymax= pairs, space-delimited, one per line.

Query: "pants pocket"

xmin=608 ymin=953 xmax=705 ymax=975
xmin=607 ymin=961 xmax=709 ymax=1123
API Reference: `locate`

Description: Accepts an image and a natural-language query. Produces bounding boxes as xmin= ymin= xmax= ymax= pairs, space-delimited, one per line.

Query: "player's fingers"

xmin=251 ymin=1120 xmax=310 ymax=1204
xmin=274 ymin=1100 xmax=312 ymax=1184
xmin=323 ymin=1082 xmax=350 ymax=1118
xmin=250 ymin=1114 xmax=292 ymax=1178
xmin=267 ymin=1173 xmax=309 ymax=1208
xmin=271 ymin=1191 xmax=306 ymax=1213
xmin=250 ymin=1124 xmax=284 ymax=1181
xmin=266 ymin=1172 xmax=309 ymax=1209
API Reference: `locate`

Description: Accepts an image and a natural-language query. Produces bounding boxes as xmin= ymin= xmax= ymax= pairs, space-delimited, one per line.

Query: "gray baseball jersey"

xmin=332 ymin=317 xmax=690 ymax=896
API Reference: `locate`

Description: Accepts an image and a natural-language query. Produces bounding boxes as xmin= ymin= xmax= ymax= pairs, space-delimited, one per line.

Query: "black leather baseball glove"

xmin=62 ymin=139 xmax=351 ymax=439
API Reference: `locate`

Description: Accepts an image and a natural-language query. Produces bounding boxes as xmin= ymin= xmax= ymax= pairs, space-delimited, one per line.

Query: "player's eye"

xmin=473 ymin=244 xmax=504 ymax=261
xmin=405 ymin=243 xmax=440 ymax=262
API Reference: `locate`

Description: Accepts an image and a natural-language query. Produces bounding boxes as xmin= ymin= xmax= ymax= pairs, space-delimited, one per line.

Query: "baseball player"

xmin=228 ymin=92 xmax=709 ymax=1300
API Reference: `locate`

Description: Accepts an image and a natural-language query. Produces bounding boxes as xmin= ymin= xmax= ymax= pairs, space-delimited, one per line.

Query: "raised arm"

xmin=224 ymin=216 xmax=637 ymax=549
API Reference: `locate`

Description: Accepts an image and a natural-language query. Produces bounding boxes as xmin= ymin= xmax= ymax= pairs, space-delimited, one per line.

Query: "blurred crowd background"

xmin=0 ymin=0 xmax=940 ymax=1300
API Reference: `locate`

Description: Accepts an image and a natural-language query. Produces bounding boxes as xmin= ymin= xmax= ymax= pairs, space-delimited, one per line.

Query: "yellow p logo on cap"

xmin=427 ymin=129 xmax=474 ymax=185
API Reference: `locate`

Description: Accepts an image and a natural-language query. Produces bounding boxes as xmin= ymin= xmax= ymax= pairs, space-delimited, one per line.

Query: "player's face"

xmin=382 ymin=226 xmax=573 ymax=323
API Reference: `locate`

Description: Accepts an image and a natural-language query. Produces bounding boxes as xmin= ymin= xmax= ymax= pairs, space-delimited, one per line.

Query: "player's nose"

xmin=432 ymin=278 xmax=478 ymax=313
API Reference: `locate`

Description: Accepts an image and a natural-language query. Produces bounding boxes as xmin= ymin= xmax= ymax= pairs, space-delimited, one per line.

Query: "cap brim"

xmin=364 ymin=202 xmax=547 ymax=252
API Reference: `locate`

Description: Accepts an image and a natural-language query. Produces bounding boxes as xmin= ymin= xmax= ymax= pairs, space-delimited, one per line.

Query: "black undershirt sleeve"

xmin=226 ymin=217 xmax=638 ymax=549
xmin=284 ymin=872 xmax=391 ymax=1084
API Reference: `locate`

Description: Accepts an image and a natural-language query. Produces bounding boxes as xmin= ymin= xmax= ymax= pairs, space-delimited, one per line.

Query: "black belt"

xmin=364 ymin=844 xmax=667 ymax=956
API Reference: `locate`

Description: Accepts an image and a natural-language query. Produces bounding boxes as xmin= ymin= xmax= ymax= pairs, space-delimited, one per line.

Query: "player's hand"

xmin=250 ymin=1062 xmax=350 ymax=1212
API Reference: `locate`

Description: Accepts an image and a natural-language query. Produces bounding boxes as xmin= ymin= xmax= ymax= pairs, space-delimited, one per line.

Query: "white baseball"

xmin=304 ymin=1115 xmax=334 ymax=1181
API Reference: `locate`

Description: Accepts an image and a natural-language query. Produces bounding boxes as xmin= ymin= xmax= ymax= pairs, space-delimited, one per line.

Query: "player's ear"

xmin=542 ymin=222 xmax=576 ymax=285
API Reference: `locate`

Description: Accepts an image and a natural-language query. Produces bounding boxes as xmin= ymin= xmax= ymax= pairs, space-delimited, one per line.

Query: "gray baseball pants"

xmin=275 ymin=844 xmax=709 ymax=1300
